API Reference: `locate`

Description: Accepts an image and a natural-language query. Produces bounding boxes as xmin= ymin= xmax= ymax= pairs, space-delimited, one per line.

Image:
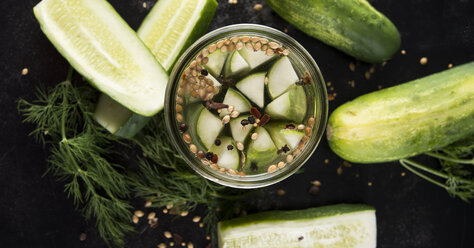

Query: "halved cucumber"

xmin=265 ymin=122 xmax=304 ymax=151
xmin=209 ymin=136 xmax=240 ymax=170
xmin=94 ymin=94 xmax=150 ymax=139
xmin=238 ymin=47 xmax=276 ymax=69
xmin=197 ymin=107 xmax=224 ymax=149
xmin=245 ymin=127 xmax=278 ymax=174
xmin=218 ymin=204 xmax=376 ymax=248
xmin=224 ymin=50 xmax=250 ymax=77
xmin=266 ymin=86 xmax=307 ymax=123
xmin=267 ymin=56 xmax=299 ymax=99
xmin=220 ymin=88 xmax=252 ymax=117
xmin=137 ymin=0 xmax=218 ymax=73
xmin=235 ymin=72 xmax=266 ymax=108
xmin=229 ymin=115 xmax=254 ymax=143
xmin=205 ymin=49 xmax=228 ymax=77
xmin=34 ymin=0 xmax=168 ymax=116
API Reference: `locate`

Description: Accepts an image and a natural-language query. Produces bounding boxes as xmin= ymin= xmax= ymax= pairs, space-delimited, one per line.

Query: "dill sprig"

xmin=399 ymin=135 xmax=474 ymax=202
xmin=18 ymin=69 xmax=134 ymax=247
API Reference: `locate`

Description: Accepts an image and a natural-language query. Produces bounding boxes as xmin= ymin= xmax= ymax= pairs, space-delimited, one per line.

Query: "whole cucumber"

xmin=327 ymin=62 xmax=474 ymax=163
xmin=265 ymin=0 xmax=401 ymax=63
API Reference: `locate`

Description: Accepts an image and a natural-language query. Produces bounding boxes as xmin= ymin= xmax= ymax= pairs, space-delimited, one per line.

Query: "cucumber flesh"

xmin=224 ymin=50 xmax=250 ymax=77
xmin=33 ymin=0 xmax=168 ymax=116
xmin=265 ymin=122 xmax=304 ymax=151
xmin=245 ymin=127 xmax=278 ymax=174
xmin=197 ymin=107 xmax=224 ymax=149
xmin=205 ymin=49 xmax=228 ymax=77
xmin=218 ymin=204 xmax=376 ymax=248
xmin=94 ymin=94 xmax=133 ymax=134
xmin=267 ymin=56 xmax=299 ymax=99
xmin=235 ymin=72 xmax=266 ymax=108
xmin=229 ymin=115 xmax=254 ymax=143
xmin=220 ymin=88 xmax=252 ymax=117
xmin=239 ymin=47 xmax=276 ymax=69
xmin=265 ymin=86 xmax=307 ymax=123
xmin=209 ymin=136 xmax=240 ymax=170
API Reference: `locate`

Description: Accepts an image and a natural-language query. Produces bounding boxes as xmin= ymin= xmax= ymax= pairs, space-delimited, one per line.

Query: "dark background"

xmin=1 ymin=0 xmax=473 ymax=247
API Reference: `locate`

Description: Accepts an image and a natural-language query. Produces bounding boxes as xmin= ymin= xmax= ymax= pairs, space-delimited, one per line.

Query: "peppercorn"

xmin=214 ymin=139 xmax=221 ymax=146
xmin=285 ymin=124 xmax=295 ymax=129
xmin=240 ymin=119 xmax=250 ymax=126
xmin=211 ymin=154 xmax=218 ymax=163
xmin=200 ymin=69 xmax=208 ymax=76
xmin=227 ymin=145 xmax=234 ymax=150
xmin=179 ymin=123 xmax=188 ymax=132
xmin=248 ymin=116 xmax=256 ymax=124
xmin=250 ymin=163 xmax=258 ymax=172
xmin=205 ymin=152 xmax=214 ymax=160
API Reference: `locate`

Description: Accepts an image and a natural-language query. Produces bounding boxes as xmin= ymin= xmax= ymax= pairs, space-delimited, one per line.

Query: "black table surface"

xmin=1 ymin=0 xmax=473 ymax=247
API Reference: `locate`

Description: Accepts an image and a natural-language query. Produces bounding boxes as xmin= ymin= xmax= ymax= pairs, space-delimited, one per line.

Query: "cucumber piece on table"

xmin=229 ymin=115 xmax=254 ymax=143
xmin=209 ymin=136 xmax=240 ymax=170
xmin=235 ymin=72 xmax=266 ymax=108
xmin=218 ymin=204 xmax=376 ymax=248
xmin=197 ymin=107 xmax=224 ymax=149
xmin=238 ymin=46 xmax=276 ymax=69
xmin=267 ymin=56 xmax=299 ymax=99
xmin=265 ymin=86 xmax=307 ymax=123
xmin=265 ymin=0 xmax=400 ymax=63
xmin=265 ymin=122 xmax=304 ymax=151
xmin=205 ymin=49 xmax=228 ymax=77
xmin=94 ymin=94 xmax=150 ymax=139
xmin=328 ymin=62 xmax=474 ymax=163
xmin=224 ymin=50 xmax=250 ymax=77
xmin=245 ymin=127 xmax=278 ymax=174
xmin=34 ymin=0 xmax=168 ymax=116
xmin=220 ymin=88 xmax=251 ymax=117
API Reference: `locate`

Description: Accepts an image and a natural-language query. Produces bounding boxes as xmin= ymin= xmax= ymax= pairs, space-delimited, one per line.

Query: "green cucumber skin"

xmin=114 ymin=114 xmax=151 ymax=139
xmin=139 ymin=0 xmax=218 ymax=73
xmin=328 ymin=62 xmax=474 ymax=163
xmin=218 ymin=204 xmax=374 ymax=245
xmin=265 ymin=0 xmax=400 ymax=63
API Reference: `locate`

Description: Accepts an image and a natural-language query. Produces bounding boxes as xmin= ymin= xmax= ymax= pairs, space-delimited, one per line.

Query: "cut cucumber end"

xmin=229 ymin=115 xmax=254 ymax=143
xmin=197 ymin=107 xmax=224 ymax=149
xmin=224 ymin=50 xmax=250 ymax=77
xmin=235 ymin=72 xmax=266 ymax=108
xmin=220 ymin=88 xmax=251 ymax=117
xmin=205 ymin=49 xmax=228 ymax=77
xmin=265 ymin=86 xmax=307 ymax=123
xmin=218 ymin=204 xmax=376 ymax=248
xmin=268 ymin=56 xmax=299 ymax=99
xmin=239 ymin=47 xmax=276 ymax=69
xmin=245 ymin=127 xmax=278 ymax=174
xmin=265 ymin=122 xmax=304 ymax=151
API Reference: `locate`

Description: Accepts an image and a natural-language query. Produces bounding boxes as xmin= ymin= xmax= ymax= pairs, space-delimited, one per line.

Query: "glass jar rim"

xmin=165 ymin=24 xmax=328 ymax=189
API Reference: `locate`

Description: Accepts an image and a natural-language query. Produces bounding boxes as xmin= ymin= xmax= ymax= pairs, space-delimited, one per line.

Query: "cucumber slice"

xmin=205 ymin=49 xmax=228 ymax=77
xmin=220 ymin=88 xmax=251 ymax=117
xmin=34 ymin=0 xmax=168 ymax=116
xmin=229 ymin=115 xmax=254 ymax=143
xmin=265 ymin=86 xmax=307 ymax=123
xmin=218 ymin=204 xmax=376 ymax=248
xmin=137 ymin=0 xmax=218 ymax=73
xmin=209 ymin=136 xmax=239 ymax=170
xmin=207 ymin=73 xmax=222 ymax=87
xmin=197 ymin=107 xmax=224 ymax=149
xmin=224 ymin=50 xmax=250 ymax=77
xmin=267 ymin=56 xmax=299 ymax=99
xmin=265 ymin=122 xmax=304 ymax=151
xmin=94 ymin=94 xmax=150 ymax=139
xmin=245 ymin=127 xmax=278 ymax=174
xmin=235 ymin=72 xmax=266 ymax=108
xmin=239 ymin=47 xmax=276 ymax=69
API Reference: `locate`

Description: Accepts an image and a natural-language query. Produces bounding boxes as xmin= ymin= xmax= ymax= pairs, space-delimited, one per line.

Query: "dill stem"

xmin=399 ymin=159 xmax=448 ymax=190
xmin=399 ymin=158 xmax=447 ymax=179
xmin=425 ymin=151 xmax=473 ymax=165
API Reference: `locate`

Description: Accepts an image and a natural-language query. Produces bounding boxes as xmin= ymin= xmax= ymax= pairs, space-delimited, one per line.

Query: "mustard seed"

xmin=193 ymin=216 xmax=201 ymax=223
xmin=189 ymin=144 xmax=197 ymax=153
xmin=134 ymin=210 xmax=144 ymax=217
xmin=164 ymin=231 xmax=172 ymax=239
xmin=267 ymin=164 xmax=277 ymax=173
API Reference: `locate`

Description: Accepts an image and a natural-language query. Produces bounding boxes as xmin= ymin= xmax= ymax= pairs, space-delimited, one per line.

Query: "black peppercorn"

xmin=214 ymin=139 xmax=221 ymax=146
xmin=205 ymin=152 xmax=214 ymax=160
xmin=179 ymin=123 xmax=188 ymax=132
xmin=200 ymin=69 xmax=208 ymax=76
xmin=227 ymin=145 xmax=233 ymax=150
xmin=248 ymin=116 xmax=256 ymax=124
xmin=240 ymin=119 xmax=249 ymax=126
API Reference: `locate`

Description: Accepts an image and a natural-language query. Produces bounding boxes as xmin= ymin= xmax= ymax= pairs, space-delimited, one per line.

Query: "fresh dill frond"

xmin=399 ymin=135 xmax=474 ymax=202
xmin=18 ymin=69 xmax=133 ymax=247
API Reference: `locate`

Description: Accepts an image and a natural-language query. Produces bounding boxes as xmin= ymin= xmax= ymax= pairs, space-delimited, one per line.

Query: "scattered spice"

xmin=349 ymin=62 xmax=355 ymax=72
xmin=347 ymin=80 xmax=355 ymax=88
xmin=132 ymin=215 xmax=139 ymax=224
xmin=148 ymin=212 xmax=156 ymax=219
xmin=250 ymin=107 xmax=262 ymax=118
xmin=401 ymin=172 xmax=406 ymax=176
xmin=227 ymin=144 xmax=234 ymax=150
xmin=214 ymin=139 xmax=221 ymax=146
xmin=79 ymin=233 xmax=87 ymax=241
xmin=21 ymin=68 xmax=29 ymax=75
xmin=364 ymin=71 xmax=371 ymax=80
xmin=142 ymin=2 xmax=147 ymax=8
xmin=309 ymin=185 xmax=320 ymax=195
xmin=343 ymin=161 xmax=352 ymax=168
xmin=192 ymin=216 xmax=201 ymax=223
xmin=170 ymin=242 xmax=175 ymax=247
xmin=179 ymin=123 xmax=188 ymax=132
xmin=448 ymin=63 xmax=453 ymax=68
xmin=401 ymin=49 xmax=406 ymax=55
xmin=368 ymin=182 xmax=373 ymax=186
xmin=253 ymin=4 xmax=263 ymax=11
xmin=158 ymin=243 xmax=166 ymax=248
xmin=324 ymin=159 xmax=329 ymax=164
xmin=164 ymin=231 xmax=173 ymax=239
xmin=420 ymin=57 xmax=428 ymax=65
xmin=145 ymin=200 xmax=152 ymax=207
xmin=206 ymin=236 xmax=211 ymax=240
xmin=134 ymin=210 xmax=144 ymax=217
xmin=337 ymin=166 xmax=343 ymax=175
xmin=311 ymin=180 xmax=321 ymax=186
xmin=180 ymin=211 xmax=188 ymax=217
xmin=149 ymin=218 xmax=158 ymax=228
xmin=187 ymin=242 xmax=194 ymax=248
xmin=355 ymin=173 xmax=360 ymax=178
xmin=277 ymin=189 xmax=286 ymax=196
xmin=258 ymin=114 xmax=270 ymax=126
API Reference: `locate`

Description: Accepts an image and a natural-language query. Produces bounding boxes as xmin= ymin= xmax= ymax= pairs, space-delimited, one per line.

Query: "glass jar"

xmin=165 ymin=24 xmax=328 ymax=188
